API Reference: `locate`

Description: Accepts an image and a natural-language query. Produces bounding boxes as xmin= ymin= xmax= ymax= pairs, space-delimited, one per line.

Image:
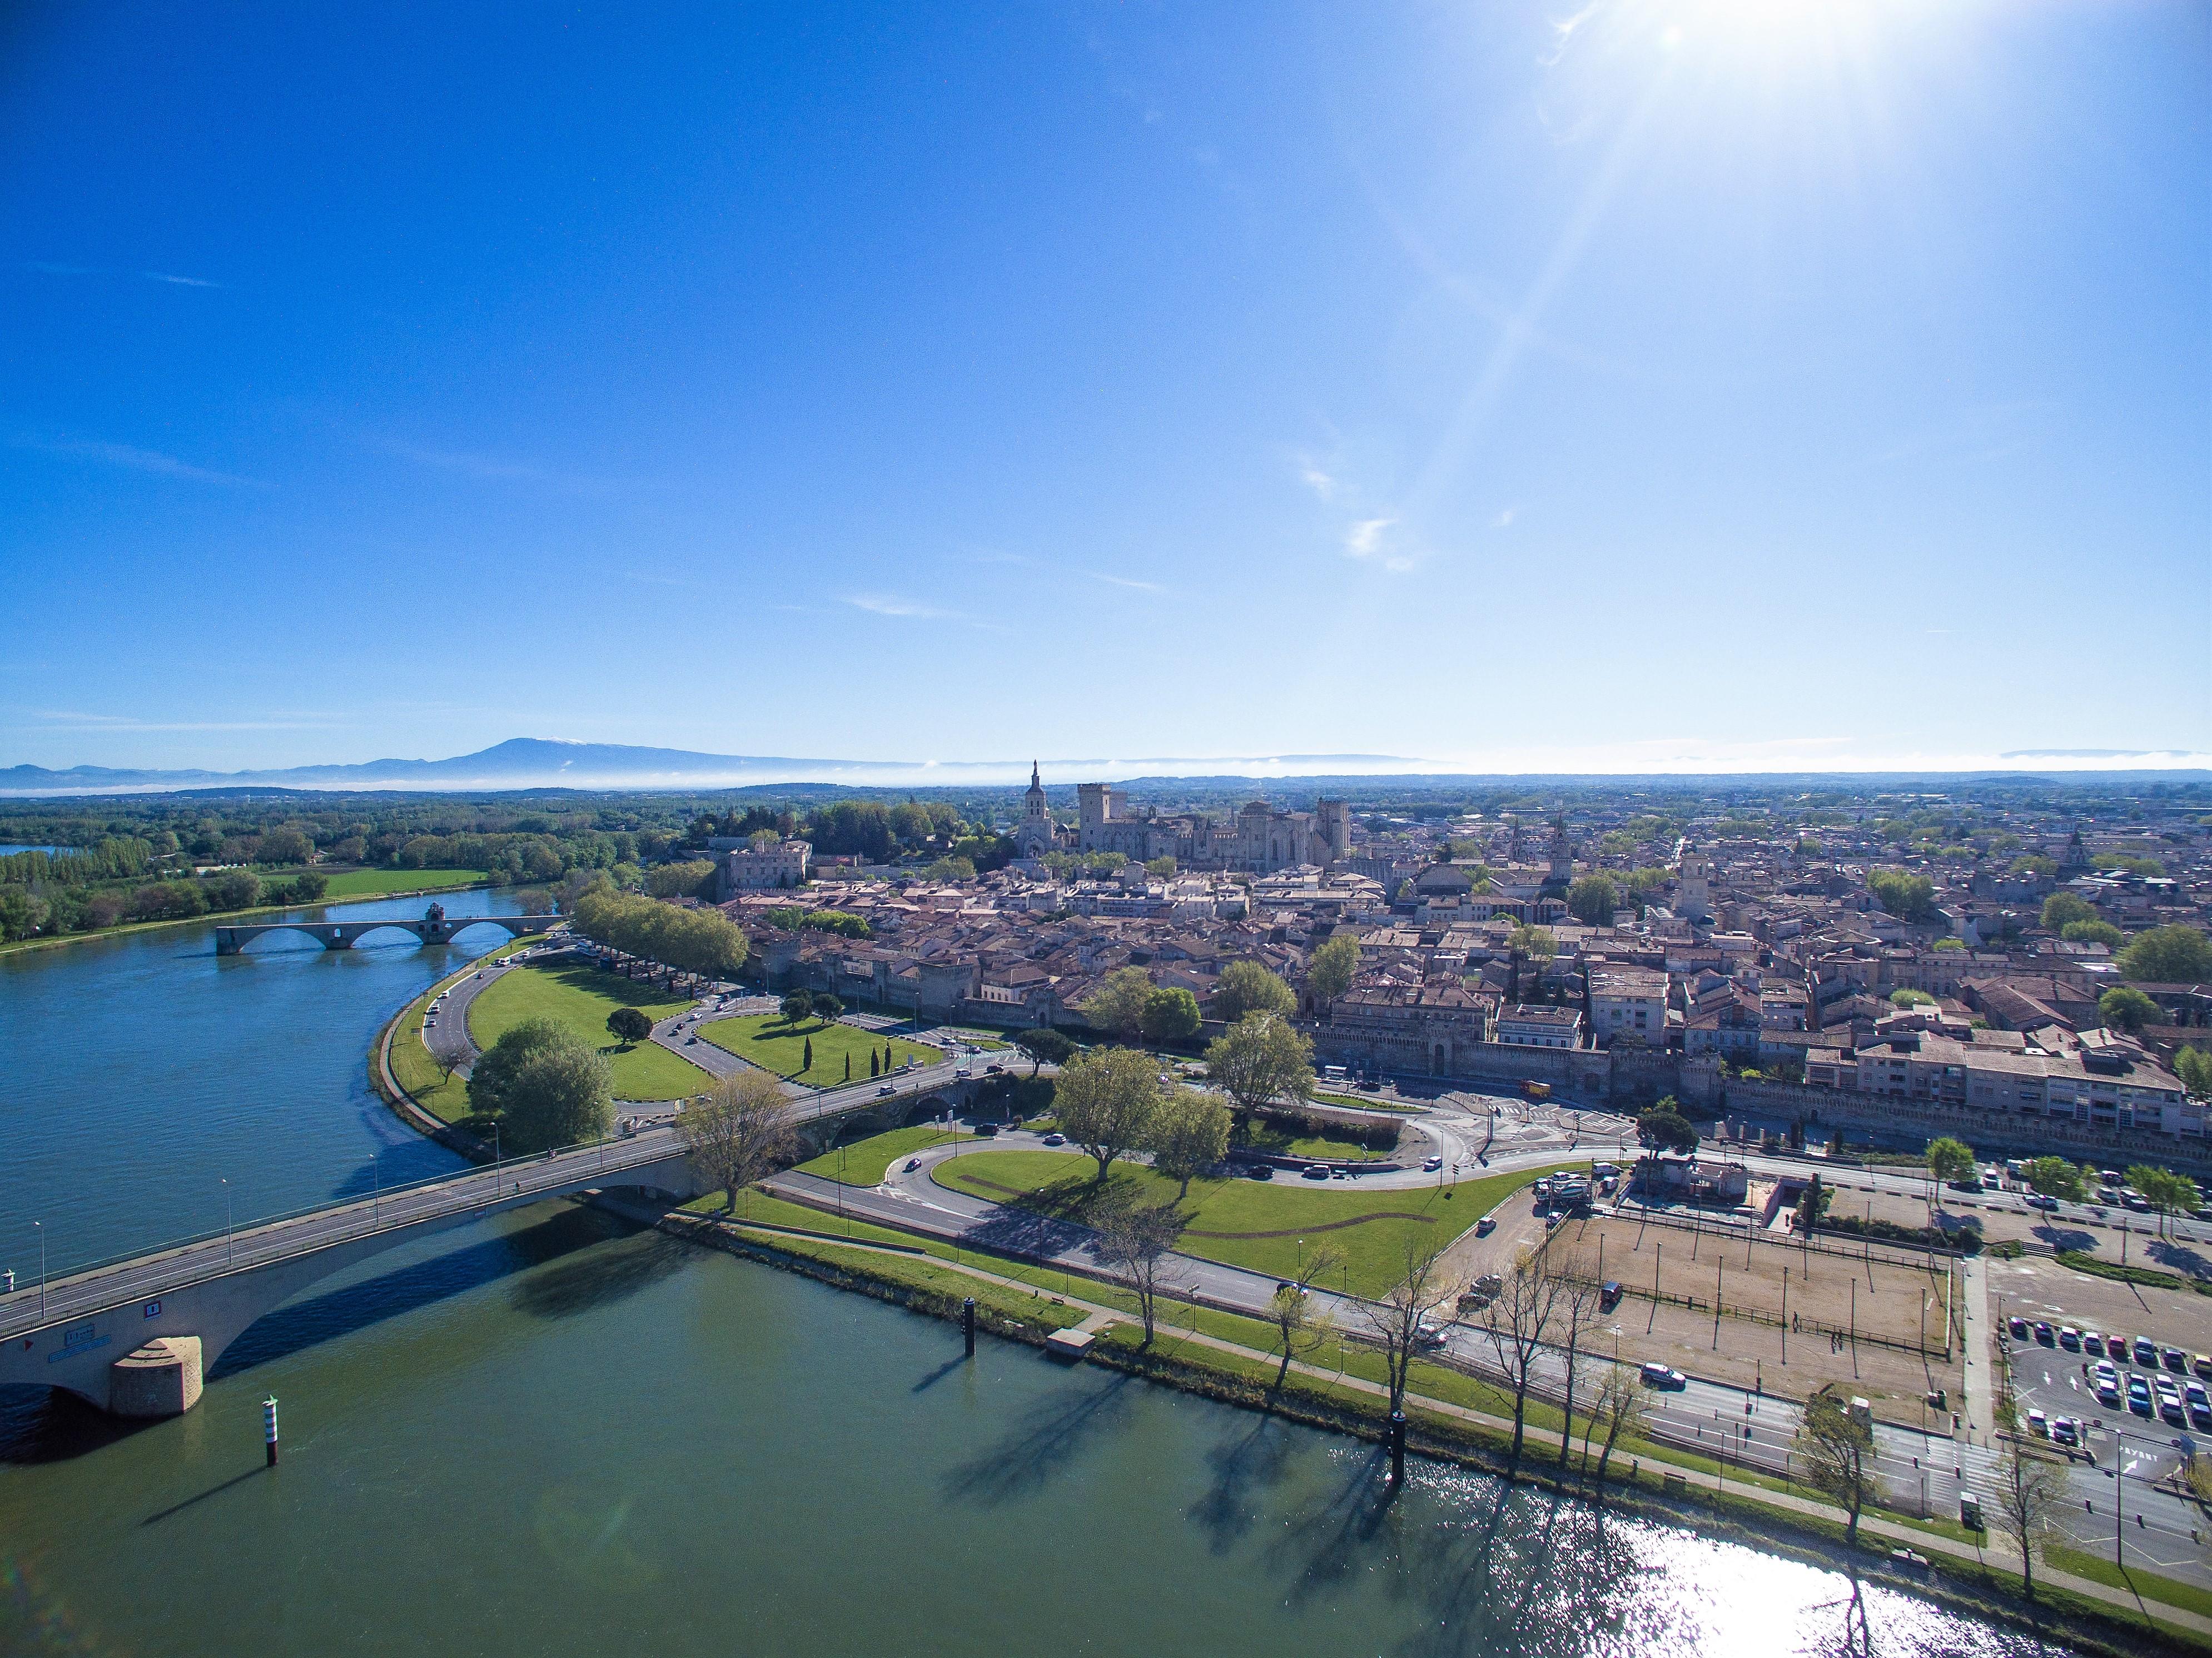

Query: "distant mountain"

xmin=5 ymin=738 xmax=2204 ymax=799
xmin=0 ymin=739 xmax=1437 ymax=798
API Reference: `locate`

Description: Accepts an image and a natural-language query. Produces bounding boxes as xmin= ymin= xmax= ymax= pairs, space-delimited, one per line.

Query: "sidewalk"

xmin=687 ymin=1203 xmax=2209 ymax=1642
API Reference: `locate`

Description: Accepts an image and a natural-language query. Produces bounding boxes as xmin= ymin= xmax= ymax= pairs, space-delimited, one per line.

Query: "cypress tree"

xmin=803 ymin=1036 xmax=813 ymax=1072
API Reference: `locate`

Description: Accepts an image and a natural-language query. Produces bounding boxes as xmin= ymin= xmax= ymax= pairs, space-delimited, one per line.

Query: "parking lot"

xmin=1991 ymin=1253 xmax=2212 ymax=1485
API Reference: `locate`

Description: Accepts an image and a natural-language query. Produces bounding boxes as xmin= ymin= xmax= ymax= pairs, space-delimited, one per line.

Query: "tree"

xmin=1480 ymin=1244 xmax=1563 ymax=1460
xmin=869 ymin=1048 xmax=879 ymax=1078
xmin=1082 ymin=966 xmax=1156 ymax=1039
xmin=1051 ymin=1045 xmax=1161 ymax=1180
xmin=466 ymin=1017 xmax=570 ymax=1119
xmin=2119 ymin=925 xmax=2212 ymax=984
xmin=210 ymin=869 xmax=262 ymax=910
xmin=2040 ymin=891 xmax=2096 ymax=932
xmin=1585 ymin=1365 xmax=1650 ymax=1497
xmin=497 ymin=1037 xmax=614 ymax=1154
xmin=2128 ymin=1165 xmax=2200 ymax=1238
xmin=1144 ymin=855 xmax=1177 ymax=878
xmin=677 ymin=1069 xmax=796 ymax=1212
xmin=1637 ymin=1108 xmax=1698 ymax=1157
xmin=292 ymin=869 xmax=328 ymax=901
xmin=646 ymin=859 xmax=717 ymax=901
xmin=1867 ymin=868 xmax=1937 ymax=923
xmin=2061 ymin=919 xmax=2125 ymax=948
xmin=1360 ymin=1237 xmax=1455 ymax=1418
xmin=2176 ymin=1045 xmax=2212 ymax=1099
xmin=1926 ymin=1136 xmax=1976 ymax=1190
xmin=1796 ymin=1386 xmax=1877 ymax=1546
xmin=1139 ymin=985 xmax=1202 ymax=1044
xmin=1015 ymin=1027 xmax=1075 ymax=1076
xmin=923 ymin=855 xmax=977 ymax=882
xmin=2099 ymin=986 xmax=2158 ymax=1033
xmin=1888 ymin=988 xmax=1935 ymax=1008
xmin=813 ymin=993 xmax=844 ymax=1022
xmin=1990 ymin=1386 xmax=2065 ymax=1599
xmin=1506 ymin=924 xmax=1556 ymax=960
xmin=1566 ymin=874 xmax=1619 ymax=927
xmin=802 ymin=1036 xmax=812 ymax=1072
xmin=1548 ymin=1250 xmax=1604 ymax=1471
xmin=606 ymin=1005 xmax=653 ymax=1048
xmin=1211 ymin=959 xmax=1295 ymax=1023
xmin=2022 ymin=1157 xmax=2085 ymax=1202
xmin=1266 ymin=1244 xmax=1344 ymax=1388
xmin=1306 ymin=931 xmax=1360 ymax=1008
xmin=780 ymin=989 xmax=814 ymax=1024
xmin=1204 ymin=1013 xmax=1315 ymax=1114
xmin=1093 ymin=1198 xmax=1185 ymax=1347
xmin=1145 ymin=1087 xmax=1232 ymax=1199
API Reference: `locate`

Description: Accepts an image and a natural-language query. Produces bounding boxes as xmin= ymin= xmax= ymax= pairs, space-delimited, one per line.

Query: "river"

xmin=1 ymin=895 xmax=2041 ymax=1656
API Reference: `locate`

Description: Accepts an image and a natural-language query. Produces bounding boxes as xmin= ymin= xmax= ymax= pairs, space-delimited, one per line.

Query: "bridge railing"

xmin=0 ymin=1131 xmax=684 ymax=1297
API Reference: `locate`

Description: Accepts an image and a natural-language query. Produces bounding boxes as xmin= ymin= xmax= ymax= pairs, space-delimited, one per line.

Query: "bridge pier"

xmin=109 ymin=1336 xmax=204 ymax=1417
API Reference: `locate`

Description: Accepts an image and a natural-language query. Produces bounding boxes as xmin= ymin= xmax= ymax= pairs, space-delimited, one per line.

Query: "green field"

xmin=697 ymin=1013 xmax=938 ymax=1083
xmin=276 ymin=867 xmax=489 ymax=898
xmin=1309 ymin=1089 xmax=1424 ymax=1114
xmin=468 ymin=962 xmax=710 ymax=1101
xmin=796 ymin=1124 xmax=976 ymax=1186
xmin=932 ymin=1149 xmax=1567 ymax=1297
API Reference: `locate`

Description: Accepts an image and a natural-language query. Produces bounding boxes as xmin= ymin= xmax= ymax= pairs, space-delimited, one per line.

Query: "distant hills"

xmin=0 ymin=738 xmax=1441 ymax=798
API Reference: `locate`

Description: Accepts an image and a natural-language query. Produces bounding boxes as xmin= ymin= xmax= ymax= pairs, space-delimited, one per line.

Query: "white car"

xmin=1423 ymin=1156 xmax=1444 ymax=1172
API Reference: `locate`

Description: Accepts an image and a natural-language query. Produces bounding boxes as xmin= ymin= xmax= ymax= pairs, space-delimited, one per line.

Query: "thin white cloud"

xmin=1494 ymin=508 xmax=1517 ymax=529
xmin=30 ymin=709 xmax=339 ymax=733
xmin=1300 ymin=465 xmax=1337 ymax=501
xmin=19 ymin=261 xmax=221 ymax=288
xmin=16 ymin=437 xmax=264 ymax=487
xmin=368 ymin=434 xmax=634 ymax=495
xmin=1540 ymin=1 xmax=1604 ymax=69
xmin=846 ymin=594 xmax=964 ymax=621
xmin=1086 ymin=571 xmax=1164 ymax=594
xmin=141 ymin=270 xmax=220 ymax=288
xmin=1343 ymin=518 xmax=1417 ymax=573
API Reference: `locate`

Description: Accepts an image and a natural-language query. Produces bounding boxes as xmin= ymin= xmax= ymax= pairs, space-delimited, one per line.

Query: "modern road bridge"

xmin=215 ymin=908 xmax=561 ymax=955
xmin=0 ymin=1129 xmax=702 ymax=1417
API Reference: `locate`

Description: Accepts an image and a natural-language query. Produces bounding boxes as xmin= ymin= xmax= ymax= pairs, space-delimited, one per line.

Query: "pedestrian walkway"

xmin=689 ymin=1202 xmax=2211 ymax=1643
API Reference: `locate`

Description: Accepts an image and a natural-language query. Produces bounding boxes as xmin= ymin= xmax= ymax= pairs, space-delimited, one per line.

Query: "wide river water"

xmin=1 ymin=894 xmax=2042 ymax=1657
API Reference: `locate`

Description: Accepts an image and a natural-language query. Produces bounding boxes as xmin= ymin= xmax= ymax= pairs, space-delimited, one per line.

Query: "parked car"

xmin=2128 ymin=1375 xmax=2155 ymax=1416
xmin=2007 ymin=1316 xmax=2029 ymax=1340
xmin=1640 ymin=1363 xmax=1687 ymax=1390
xmin=2084 ymin=1333 xmax=2106 ymax=1356
xmin=1303 ymin=1165 xmax=1331 ymax=1181
xmin=2034 ymin=1321 xmax=2054 ymax=1345
xmin=1248 ymin=1164 xmax=1272 ymax=1180
xmin=2026 ymin=1194 xmax=2059 ymax=1211
xmin=2059 ymin=1326 xmax=2081 ymax=1350
xmin=2107 ymin=1333 xmax=2131 ymax=1362
xmin=2026 ymin=1408 xmax=2047 ymax=1436
xmin=2135 ymin=1336 xmax=2159 ymax=1366
xmin=2165 ymin=1346 xmax=2189 ymax=1372
xmin=2051 ymin=1417 xmax=2079 ymax=1447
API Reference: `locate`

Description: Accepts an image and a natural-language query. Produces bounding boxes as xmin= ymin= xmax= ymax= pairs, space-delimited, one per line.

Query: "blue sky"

xmin=3 ymin=1 xmax=2206 ymax=776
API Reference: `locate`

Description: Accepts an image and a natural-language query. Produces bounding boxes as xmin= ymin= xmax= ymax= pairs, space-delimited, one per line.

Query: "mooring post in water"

xmin=1389 ymin=1410 xmax=1406 ymax=1483
xmin=963 ymin=1297 xmax=976 ymax=1358
xmin=263 ymin=1396 xmax=279 ymax=1467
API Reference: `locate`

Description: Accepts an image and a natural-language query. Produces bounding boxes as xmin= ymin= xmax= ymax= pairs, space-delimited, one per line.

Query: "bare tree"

xmin=1547 ymin=1248 xmax=1605 ymax=1472
xmin=1094 ymin=1198 xmax=1186 ymax=1347
xmin=1585 ymin=1364 xmax=1649 ymax=1496
xmin=1356 ymin=1237 xmax=1455 ymax=1417
xmin=1482 ymin=1244 xmax=1564 ymax=1462
xmin=1991 ymin=1386 xmax=2066 ymax=1599
xmin=676 ymin=1069 xmax=796 ymax=1213
xmin=1796 ymin=1385 xmax=1877 ymax=1547
xmin=1267 ymin=1242 xmax=1345 ymax=1390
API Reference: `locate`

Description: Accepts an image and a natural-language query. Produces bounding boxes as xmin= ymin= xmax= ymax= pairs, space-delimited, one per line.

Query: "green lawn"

xmin=796 ymin=1124 xmax=975 ymax=1186
xmin=697 ymin=1013 xmax=938 ymax=1083
xmin=277 ymin=867 xmax=490 ymax=898
xmin=932 ymin=1149 xmax=1569 ymax=1297
xmin=468 ymin=962 xmax=710 ymax=1102
xmin=1310 ymin=1090 xmax=1425 ymax=1114
xmin=2043 ymin=1544 xmax=2212 ymax=1619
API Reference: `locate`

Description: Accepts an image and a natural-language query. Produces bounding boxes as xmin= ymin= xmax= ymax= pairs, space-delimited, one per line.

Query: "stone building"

xmin=1071 ymin=781 xmax=1349 ymax=873
xmin=713 ymin=837 xmax=812 ymax=895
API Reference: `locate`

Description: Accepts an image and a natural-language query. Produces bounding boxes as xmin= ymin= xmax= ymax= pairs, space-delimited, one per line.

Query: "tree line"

xmin=568 ymin=885 xmax=749 ymax=978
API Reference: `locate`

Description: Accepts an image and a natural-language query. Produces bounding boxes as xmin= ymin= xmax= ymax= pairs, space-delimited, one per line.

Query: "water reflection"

xmin=941 ymin=1370 xmax=1136 ymax=1506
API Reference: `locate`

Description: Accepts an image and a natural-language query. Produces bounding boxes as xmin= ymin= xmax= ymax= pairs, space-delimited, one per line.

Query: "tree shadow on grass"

xmin=940 ymin=1371 xmax=1135 ymax=1508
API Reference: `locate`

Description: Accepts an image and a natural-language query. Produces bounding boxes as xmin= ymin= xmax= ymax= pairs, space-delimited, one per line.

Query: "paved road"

xmin=767 ymin=1127 xmax=2212 ymax=1584
xmin=0 ymin=1126 xmax=695 ymax=1345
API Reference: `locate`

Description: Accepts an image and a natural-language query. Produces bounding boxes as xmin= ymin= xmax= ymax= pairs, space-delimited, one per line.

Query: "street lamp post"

xmin=34 ymin=1221 xmax=45 ymax=1317
xmin=372 ymin=1150 xmax=380 ymax=1226
xmin=223 ymin=1178 xmax=235 ymax=1268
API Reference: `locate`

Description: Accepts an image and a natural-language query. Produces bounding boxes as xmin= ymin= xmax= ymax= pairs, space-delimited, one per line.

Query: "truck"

xmin=1521 ymin=1080 xmax=1550 ymax=1101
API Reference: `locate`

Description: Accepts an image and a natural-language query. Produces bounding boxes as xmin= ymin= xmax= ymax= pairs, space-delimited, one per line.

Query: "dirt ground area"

xmin=1987 ymin=1255 xmax=2212 ymax=1358
xmin=1450 ymin=1202 xmax=1965 ymax=1422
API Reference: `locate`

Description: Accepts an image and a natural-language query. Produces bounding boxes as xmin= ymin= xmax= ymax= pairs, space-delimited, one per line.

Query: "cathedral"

xmin=1013 ymin=765 xmax=1349 ymax=873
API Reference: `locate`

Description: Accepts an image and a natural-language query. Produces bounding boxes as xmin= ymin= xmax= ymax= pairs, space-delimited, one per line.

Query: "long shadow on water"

xmin=941 ymin=1371 xmax=1135 ymax=1508
xmin=1184 ymin=1413 xmax=1300 ymax=1555
xmin=210 ymin=1203 xmax=645 ymax=1381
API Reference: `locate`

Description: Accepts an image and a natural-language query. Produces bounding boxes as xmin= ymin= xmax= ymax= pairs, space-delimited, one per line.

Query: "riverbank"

xmin=659 ymin=1187 xmax=2208 ymax=1655
xmin=0 ymin=874 xmax=496 ymax=958
xmin=370 ymin=937 xmax=542 ymax=1144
